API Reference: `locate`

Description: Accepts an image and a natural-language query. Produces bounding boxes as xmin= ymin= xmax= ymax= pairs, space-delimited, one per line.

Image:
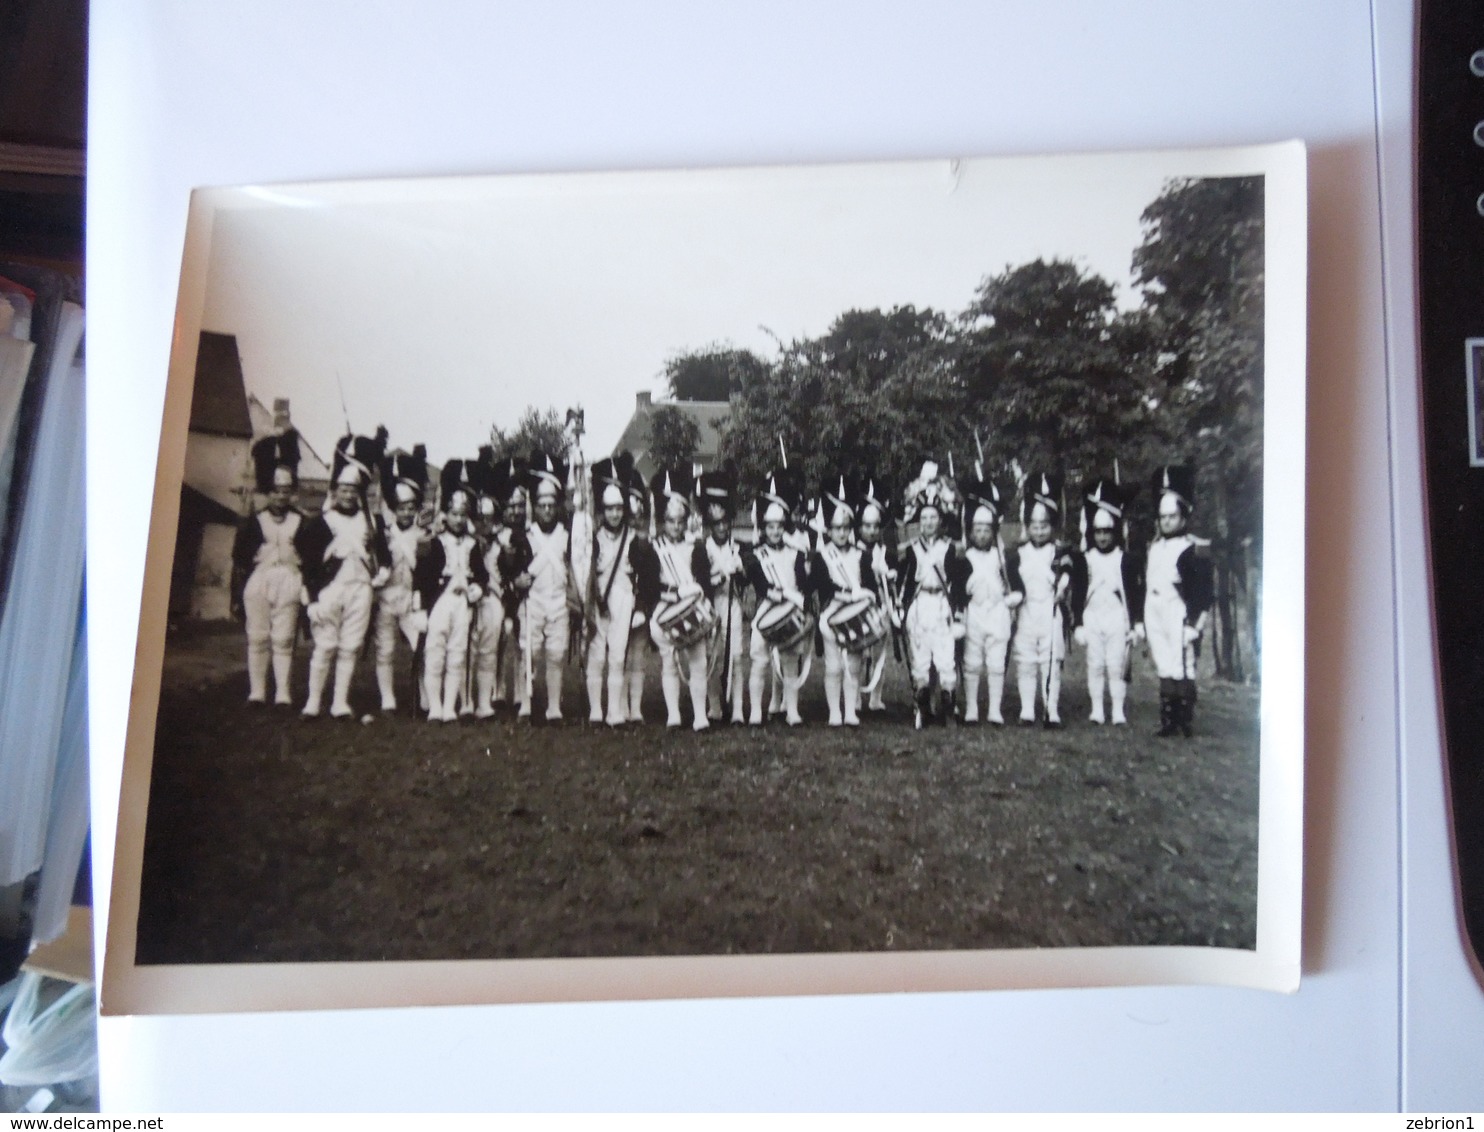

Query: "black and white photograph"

xmin=105 ymin=145 xmax=1306 ymax=1014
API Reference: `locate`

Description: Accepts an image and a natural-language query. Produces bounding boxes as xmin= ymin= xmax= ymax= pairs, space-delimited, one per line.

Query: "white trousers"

xmin=585 ymin=584 xmax=637 ymax=725
xmin=748 ymin=626 xmax=807 ymax=724
xmin=906 ymin=591 xmax=956 ymax=692
xmin=305 ymin=579 xmax=373 ymax=716
xmin=423 ymin=591 xmax=472 ymax=721
xmin=522 ymin=595 xmax=569 ymax=719
xmin=821 ymin=632 xmax=862 ymax=725
xmin=243 ymin=563 xmax=300 ymax=704
xmin=651 ymin=612 xmax=710 ymax=728
xmin=1145 ymin=593 xmax=1193 ymax=680
xmin=1012 ymin=598 xmax=1063 ymax=722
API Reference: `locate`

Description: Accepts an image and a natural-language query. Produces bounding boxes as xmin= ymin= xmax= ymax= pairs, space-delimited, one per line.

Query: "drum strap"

xmin=760 ymin=547 xmax=804 ymax=609
xmin=823 ymin=544 xmax=854 ymax=592
xmin=771 ymin=640 xmax=814 ymax=692
xmin=861 ymin=645 xmax=888 ymax=695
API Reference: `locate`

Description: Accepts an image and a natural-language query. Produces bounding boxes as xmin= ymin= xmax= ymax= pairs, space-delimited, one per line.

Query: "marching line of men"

xmin=230 ymin=430 xmax=1215 ymax=737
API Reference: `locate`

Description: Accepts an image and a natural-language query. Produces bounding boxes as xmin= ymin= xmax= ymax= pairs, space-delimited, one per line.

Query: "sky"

xmin=197 ymin=150 xmax=1260 ymax=465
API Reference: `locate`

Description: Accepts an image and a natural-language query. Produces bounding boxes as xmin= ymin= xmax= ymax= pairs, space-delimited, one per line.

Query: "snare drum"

xmin=655 ymin=592 xmax=715 ymax=649
xmin=754 ymin=599 xmax=813 ymax=650
xmin=826 ymin=595 xmax=889 ymax=652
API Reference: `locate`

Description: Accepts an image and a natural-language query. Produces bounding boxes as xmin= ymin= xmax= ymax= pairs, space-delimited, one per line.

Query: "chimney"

xmin=636 ymin=391 xmax=652 ymax=410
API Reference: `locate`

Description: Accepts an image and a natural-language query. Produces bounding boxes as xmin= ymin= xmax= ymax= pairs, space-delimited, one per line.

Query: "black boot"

xmin=914 ymin=687 xmax=932 ymax=730
xmin=1156 ymin=678 xmax=1179 ymax=737
xmin=940 ymin=689 xmax=956 ymax=727
xmin=1179 ymin=680 xmax=1196 ymax=737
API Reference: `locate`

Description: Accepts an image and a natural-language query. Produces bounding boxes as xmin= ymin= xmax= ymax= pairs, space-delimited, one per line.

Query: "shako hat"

xmin=439 ymin=458 xmax=485 ymax=513
xmin=380 ymin=445 xmax=428 ymax=506
xmin=332 ymin=427 xmax=388 ymax=489
xmin=961 ymin=476 xmax=1005 ymax=528
xmin=252 ymin=429 xmax=301 ymax=493
xmin=1019 ymin=469 xmax=1065 ymax=527
xmin=756 ymin=466 xmax=803 ymax=525
xmin=857 ymin=471 xmax=890 ymax=525
xmin=1152 ymin=464 xmax=1196 ymax=514
xmin=490 ymin=454 xmax=529 ymax=508
xmin=650 ymin=464 xmax=696 ymax=522
xmin=823 ymin=473 xmax=858 ymax=526
xmin=527 ymin=449 xmax=568 ymax=502
xmin=903 ymin=460 xmax=959 ymax=524
xmin=591 ymin=453 xmax=631 ymax=510
xmin=696 ymin=460 xmax=738 ymax=521
xmin=1083 ymin=478 xmax=1133 ymax=526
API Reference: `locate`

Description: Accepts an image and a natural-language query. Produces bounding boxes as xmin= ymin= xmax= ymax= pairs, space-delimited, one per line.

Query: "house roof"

xmin=611 ymin=397 xmax=730 ymax=480
xmin=189 ymin=332 xmax=253 ymax=438
xmin=246 ymin=393 xmax=334 ymax=483
xmin=179 ymin=482 xmax=241 ymax=526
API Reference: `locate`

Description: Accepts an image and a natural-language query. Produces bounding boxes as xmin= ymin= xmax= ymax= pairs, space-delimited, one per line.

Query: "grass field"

xmin=135 ymin=623 xmax=1259 ymax=965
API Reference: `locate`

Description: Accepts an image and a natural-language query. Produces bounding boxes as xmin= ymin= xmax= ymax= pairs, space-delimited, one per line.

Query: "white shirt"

xmin=1017 ymin=541 xmax=1059 ymax=605
xmin=385 ymin=521 xmax=421 ymax=591
xmin=527 ymin=523 xmax=570 ymax=604
xmin=964 ymin=545 xmax=1007 ymax=607
xmin=254 ymin=511 xmax=301 ymax=570
xmin=1084 ymin=546 xmax=1127 ymax=618
xmin=1146 ymin=535 xmax=1192 ymax=604
xmin=323 ymin=508 xmax=373 ymax=586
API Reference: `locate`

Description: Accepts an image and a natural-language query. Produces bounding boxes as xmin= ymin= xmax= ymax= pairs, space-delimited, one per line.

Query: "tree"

xmin=956 ymin=258 xmax=1140 ymax=487
xmin=488 ymin=405 xmax=573 ymax=464
xmin=1132 ymin=175 xmax=1264 ymax=545
xmin=1133 ymin=175 xmax=1265 ymax=682
xmin=718 ymin=306 xmax=965 ymax=505
xmin=664 ymin=345 xmax=770 ymax=401
xmin=647 ymin=404 xmax=703 ymax=470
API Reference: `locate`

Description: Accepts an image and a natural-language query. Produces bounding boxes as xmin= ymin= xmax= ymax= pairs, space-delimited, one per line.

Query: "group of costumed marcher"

xmin=231 ymin=429 xmax=1215 ymax=737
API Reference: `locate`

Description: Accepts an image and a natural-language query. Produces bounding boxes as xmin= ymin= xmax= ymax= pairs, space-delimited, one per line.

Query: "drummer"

xmin=810 ymin=475 xmax=877 ymax=727
xmin=648 ymin=466 xmax=712 ymax=730
xmin=743 ymin=467 xmax=812 ymax=726
xmin=854 ymin=472 xmax=898 ymax=716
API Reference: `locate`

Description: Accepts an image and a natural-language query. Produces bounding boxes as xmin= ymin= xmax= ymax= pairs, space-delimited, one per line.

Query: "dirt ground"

xmin=135 ymin=623 xmax=1259 ymax=964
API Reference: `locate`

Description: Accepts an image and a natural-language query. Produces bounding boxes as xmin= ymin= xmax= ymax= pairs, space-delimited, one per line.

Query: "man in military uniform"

xmin=504 ymin=450 xmax=575 ymax=722
xmin=582 ymin=452 xmax=658 ymax=726
xmin=372 ymin=445 xmax=429 ymax=713
xmin=231 ymin=429 xmax=303 ymax=707
xmin=649 ymin=465 xmax=713 ymax=730
xmin=854 ymin=473 xmax=898 ymax=716
xmin=295 ymin=429 xmax=390 ymax=718
xmin=744 ymin=467 xmax=813 ymax=726
xmin=958 ymin=475 xmax=1017 ymax=725
xmin=697 ymin=464 xmax=747 ymax=724
xmin=491 ymin=455 xmax=531 ymax=716
xmin=899 ymin=461 xmax=970 ymax=728
xmin=1007 ymin=471 xmax=1077 ymax=728
xmin=414 ymin=463 xmax=488 ymax=723
xmin=1071 ymin=478 xmax=1144 ymax=726
xmin=1137 ymin=465 xmax=1214 ymax=737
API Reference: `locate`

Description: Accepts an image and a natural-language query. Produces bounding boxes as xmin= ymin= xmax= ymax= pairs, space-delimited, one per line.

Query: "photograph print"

xmin=106 ymin=144 xmax=1306 ymax=1014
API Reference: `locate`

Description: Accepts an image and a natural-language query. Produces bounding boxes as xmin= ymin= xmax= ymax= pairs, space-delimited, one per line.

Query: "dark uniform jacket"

xmin=230 ymin=508 xmax=302 ymax=611
xmin=412 ymin=531 xmax=489 ymax=612
xmin=742 ymin=542 xmax=812 ymax=605
xmin=899 ymin=538 xmax=971 ymax=614
xmin=1067 ymin=545 xmax=1147 ymax=629
xmin=293 ymin=506 xmax=390 ymax=602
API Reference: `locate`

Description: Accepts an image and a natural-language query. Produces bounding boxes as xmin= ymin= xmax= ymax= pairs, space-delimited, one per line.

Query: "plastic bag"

xmin=0 ymin=972 xmax=97 ymax=1086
